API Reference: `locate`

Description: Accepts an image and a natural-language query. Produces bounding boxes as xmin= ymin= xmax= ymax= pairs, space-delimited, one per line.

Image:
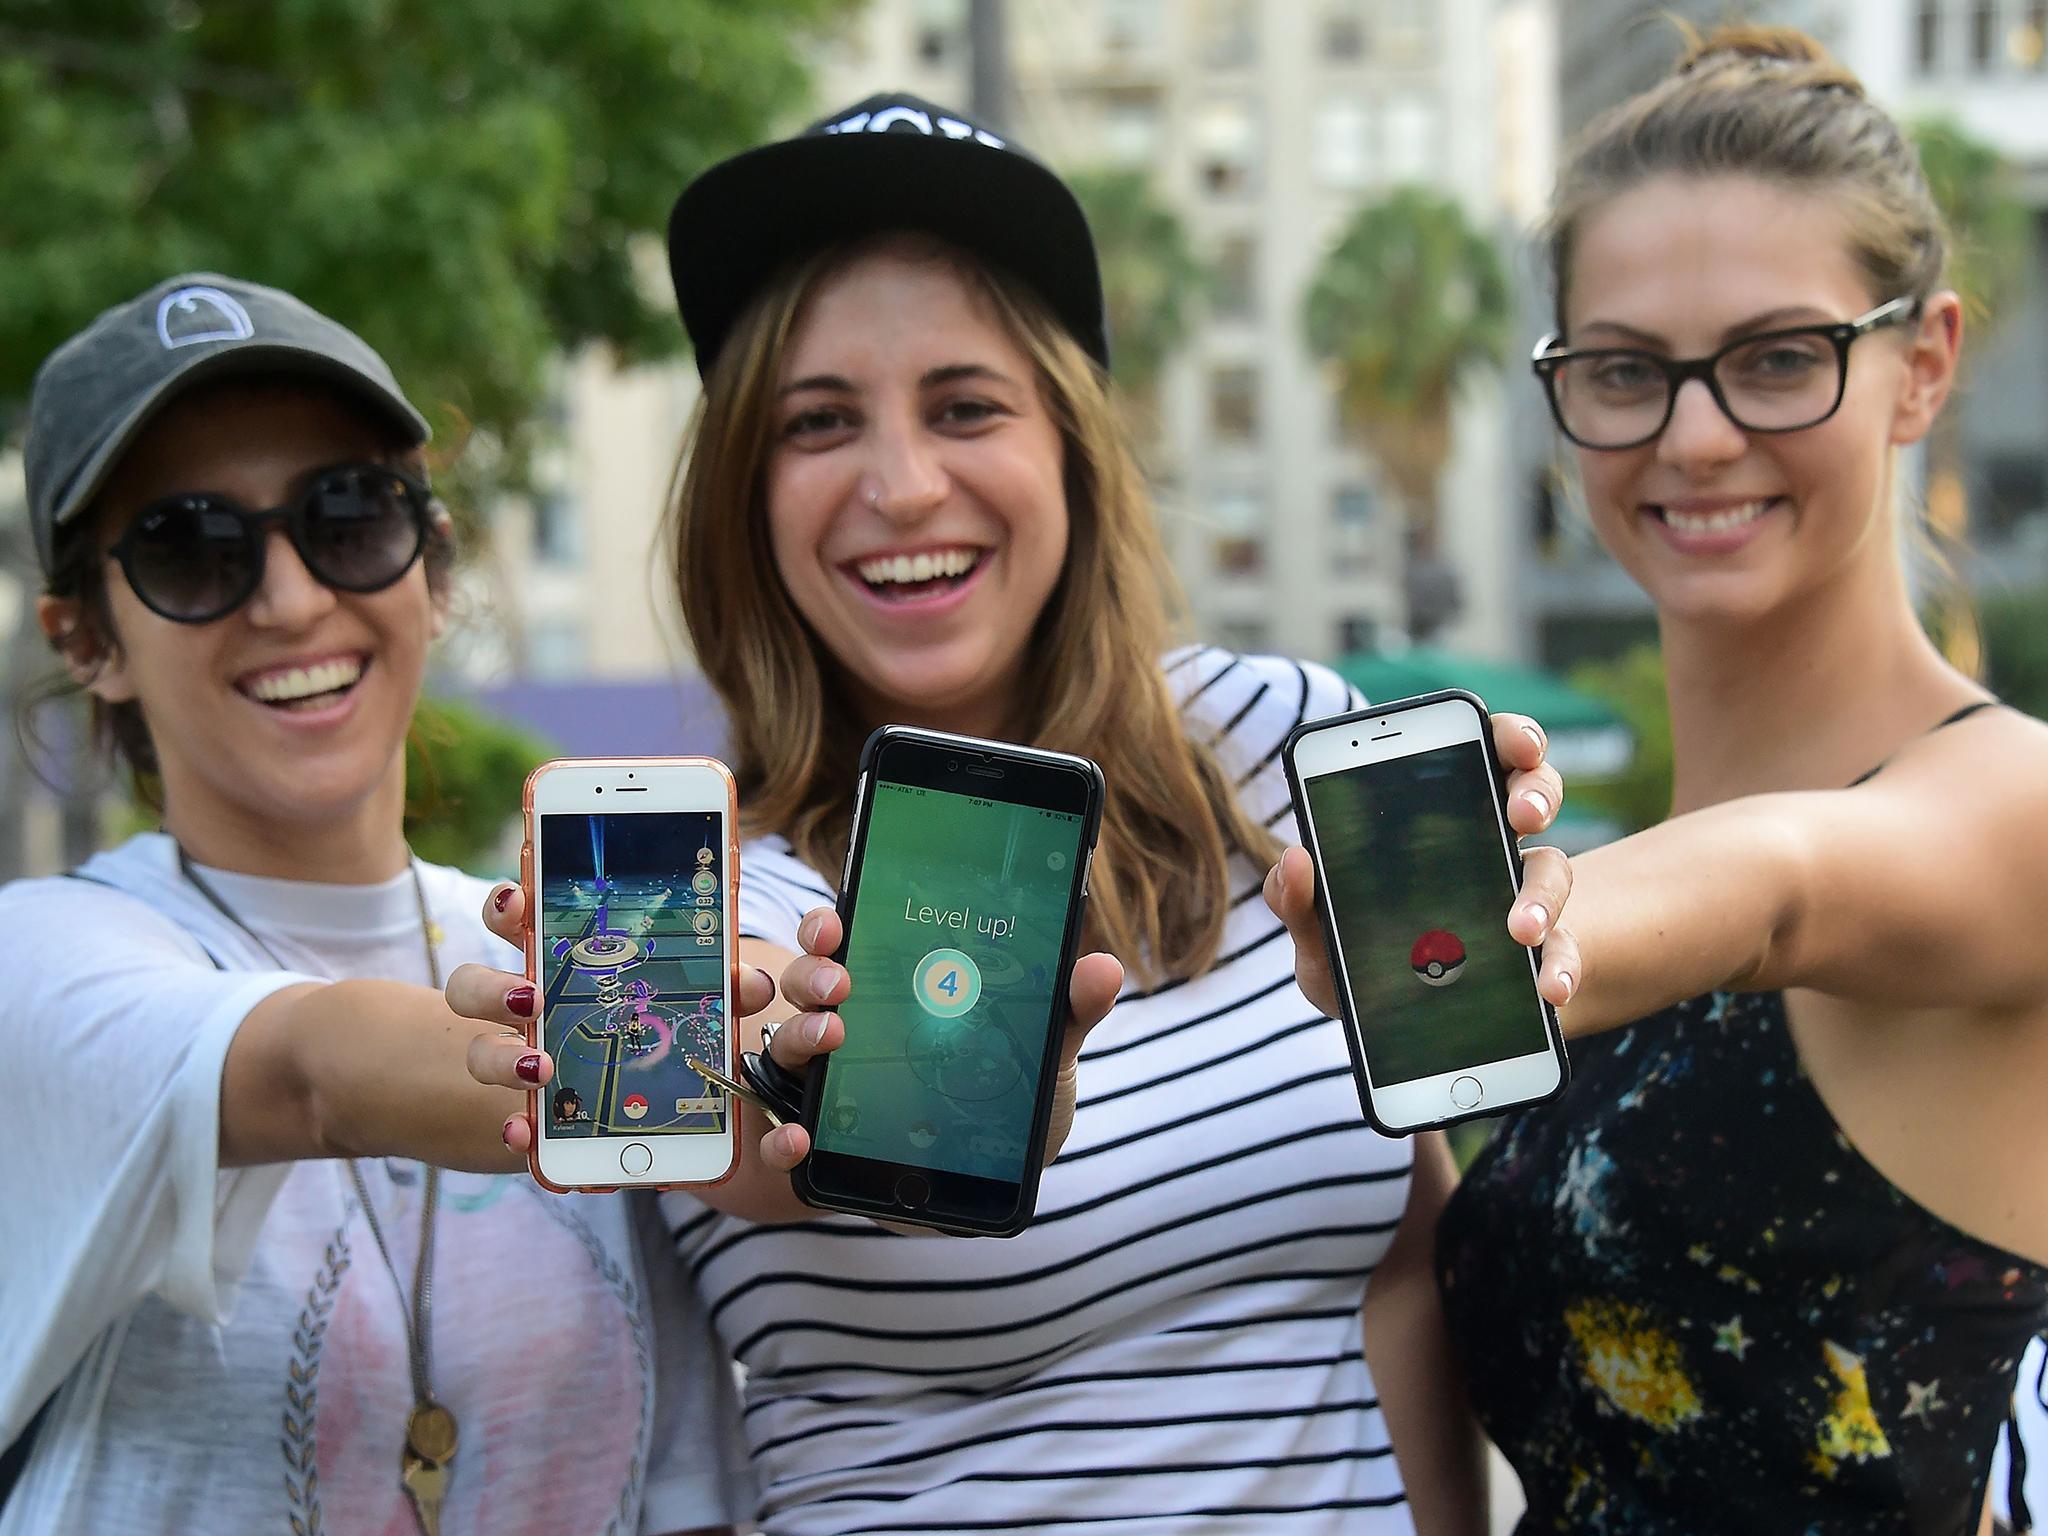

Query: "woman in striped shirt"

xmin=634 ymin=96 xmax=1572 ymax=1535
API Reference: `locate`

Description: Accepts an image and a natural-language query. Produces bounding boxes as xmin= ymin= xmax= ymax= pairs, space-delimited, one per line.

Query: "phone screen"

xmin=818 ymin=780 xmax=1088 ymax=1184
xmin=1303 ymin=739 xmax=1547 ymax=1086
xmin=537 ymin=810 xmax=730 ymax=1140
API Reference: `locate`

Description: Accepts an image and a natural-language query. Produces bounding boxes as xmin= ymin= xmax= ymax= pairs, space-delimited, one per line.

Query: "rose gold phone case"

xmin=520 ymin=755 xmax=743 ymax=1194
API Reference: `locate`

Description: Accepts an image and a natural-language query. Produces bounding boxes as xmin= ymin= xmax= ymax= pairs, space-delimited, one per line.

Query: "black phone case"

xmin=1281 ymin=688 xmax=1569 ymax=1137
xmin=790 ymin=725 xmax=1106 ymax=1236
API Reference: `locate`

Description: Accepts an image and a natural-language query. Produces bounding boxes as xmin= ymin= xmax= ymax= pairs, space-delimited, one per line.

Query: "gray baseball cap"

xmin=23 ymin=272 xmax=431 ymax=581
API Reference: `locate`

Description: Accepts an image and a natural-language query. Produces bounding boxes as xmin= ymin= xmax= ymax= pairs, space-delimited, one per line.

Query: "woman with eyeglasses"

xmin=0 ymin=274 xmax=753 ymax=1535
xmin=1263 ymin=26 xmax=2048 ymax=1531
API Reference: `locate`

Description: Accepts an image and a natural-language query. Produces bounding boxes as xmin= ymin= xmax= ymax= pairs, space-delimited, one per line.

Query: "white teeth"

xmin=248 ymin=657 xmax=363 ymax=703
xmin=855 ymin=548 xmax=982 ymax=587
xmin=1661 ymin=499 xmax=1771 ymax=534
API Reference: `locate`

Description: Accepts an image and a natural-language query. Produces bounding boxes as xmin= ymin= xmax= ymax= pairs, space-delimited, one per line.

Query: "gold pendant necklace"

xmin=178 ymin=848 xmax=454 ymax=1535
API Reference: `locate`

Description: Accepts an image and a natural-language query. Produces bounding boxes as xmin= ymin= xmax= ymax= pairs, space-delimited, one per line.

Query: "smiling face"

xmin=765 ymin=242 xmax=1070 ymax=734
xmin=1561 ymin=174 xmax=1957 ymax=625
xmin=44 ymin=378 xmax=443 ymax=852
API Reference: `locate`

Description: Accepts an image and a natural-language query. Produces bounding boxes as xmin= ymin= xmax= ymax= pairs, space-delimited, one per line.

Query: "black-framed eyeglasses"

xmin=107 ymin=462 xmax=433 ymax=624
xmin=1531 ymin=296 xmax=1922 ymax=452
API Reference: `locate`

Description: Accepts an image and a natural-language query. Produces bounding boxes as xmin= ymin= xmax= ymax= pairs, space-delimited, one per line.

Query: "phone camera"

xmin=1351 ymin=739 xmax=1359 ymax=747
xmin=947 ymin=758 xmax=959 ymax=772
xmin=595 ymin=786 xmax=604 ymax=794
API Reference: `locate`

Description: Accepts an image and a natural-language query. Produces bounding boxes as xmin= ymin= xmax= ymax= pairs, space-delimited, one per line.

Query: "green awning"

xmin=1332 ymin=646 xmax=1634 ymax=783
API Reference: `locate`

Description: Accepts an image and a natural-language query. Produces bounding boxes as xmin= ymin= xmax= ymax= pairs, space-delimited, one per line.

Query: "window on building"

xmin=1331 ymin=483 xmax=1377 ymax=570
xmin=1314 ymin=96 xmax=1373 ymax=189
xmin=1210 ymin=488 xmax=1265 ymax=576
xmin=2017 ymin=0 xmax=2048 ymax=66
xmin=1101 ymin=91 xmax=1164 ymax=164
xmin=526 ymin=618 xmax=587 ymax=679
xmin=1335 ymin=614 xmax=1380 ymax=655
xmin=1210 ymin=364 xmax=1259 ymax=443
xmin=1213 ymin=234 xmax=1258 ymax=320
xmin=1972 ymin=0 xmax=1997 ymax=67
xmin=915 ymin=0 xmax=965 ymax=67
xmin=1384 ymin=97 xmax=1436 ymax=181
xmin=1381 ymin=0 xmax=1433 ymax=66
xmin=531 ymin=486 xmax=580 ymax=567
xmin=1197 ymin=0 xmax=1258 ymax=68
xmin=1195 ymin=98 xmax=1260 ymax=195
xmin=1102 ymin=0 xmax=1162 ymax=56
xmin=1916 ymin=0 xmax=1944 ymax=70
xmin=1322 ymin=0 xmax=1369 ymax=60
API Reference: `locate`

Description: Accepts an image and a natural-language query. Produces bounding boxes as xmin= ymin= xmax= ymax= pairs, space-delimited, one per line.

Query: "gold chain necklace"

xmin=177 ymin=847 xmax=457 ymax=1535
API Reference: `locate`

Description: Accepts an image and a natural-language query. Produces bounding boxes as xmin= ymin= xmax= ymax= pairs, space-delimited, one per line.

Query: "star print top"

xmin=1438 ymin=985 xmax=2048 ymax=1532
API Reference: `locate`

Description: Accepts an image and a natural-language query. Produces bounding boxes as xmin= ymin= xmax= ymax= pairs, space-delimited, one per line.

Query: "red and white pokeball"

xmin=1410 ymin=929 xmax=1466 ymax=987
xmin=622 ymin=1093 xmax=650 ymax=1121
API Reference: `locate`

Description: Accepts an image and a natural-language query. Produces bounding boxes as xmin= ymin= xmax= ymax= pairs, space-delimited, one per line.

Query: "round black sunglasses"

xmin=106 ymin=462 xmax=434 ymax=624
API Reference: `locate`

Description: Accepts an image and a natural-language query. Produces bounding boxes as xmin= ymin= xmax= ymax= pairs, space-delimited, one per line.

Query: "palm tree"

xmin=1065 ymin=167 xmax=1209 ymax=408
xmin=1909 ymin=117 xmax=2032 ymax=674
xmin=1304 ymin=186 xmax=1510 ymax=640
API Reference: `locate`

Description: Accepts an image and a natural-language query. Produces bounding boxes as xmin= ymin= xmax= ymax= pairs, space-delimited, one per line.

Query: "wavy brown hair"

xmin=666 ymin=237 xmax=1278 ymax=983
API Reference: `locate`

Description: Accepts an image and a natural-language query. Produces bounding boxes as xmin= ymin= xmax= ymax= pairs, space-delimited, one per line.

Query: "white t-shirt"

xmin=663 ymin=650 xmax=1418 ymax=1536
xmin=1994 ymin=1337 xmax=2048 ymax=1530
xmin=0 ymin=832 xmax=753 ymax=1536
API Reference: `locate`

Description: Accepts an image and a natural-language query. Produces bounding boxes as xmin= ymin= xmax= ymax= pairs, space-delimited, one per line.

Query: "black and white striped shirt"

xmin=663 ymin=651 xmax=1417 ymax=1535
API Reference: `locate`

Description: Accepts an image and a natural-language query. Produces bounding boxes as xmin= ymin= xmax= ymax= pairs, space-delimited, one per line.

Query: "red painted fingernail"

xmin=494 ymin=884 xmax=515 ymax=912
xmin=502 ymin=1119 xmax=519 ymax=1148
xmin=506 ymin=985 xmax=535 ymax=1017
xmin=516 ymin=1053 xmax=543 ymax=1083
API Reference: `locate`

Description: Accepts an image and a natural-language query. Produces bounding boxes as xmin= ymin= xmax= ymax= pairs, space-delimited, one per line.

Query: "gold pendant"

xmin=406 ymin=1400 xmax=459 ymax=1465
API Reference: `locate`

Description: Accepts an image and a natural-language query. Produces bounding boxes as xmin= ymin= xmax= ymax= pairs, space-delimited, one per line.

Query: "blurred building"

xmin=477 ymin=0 xmax=1555 ymax=708
xmin=1535 ymin=0 xmax=2048 ymax=668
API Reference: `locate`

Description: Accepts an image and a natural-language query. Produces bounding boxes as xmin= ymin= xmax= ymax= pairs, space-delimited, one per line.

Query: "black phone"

xmin=791 ymin=725 xmax=1104 ymax=1235
xmin=1283 ymin=689 xmax=1567 ymax=1135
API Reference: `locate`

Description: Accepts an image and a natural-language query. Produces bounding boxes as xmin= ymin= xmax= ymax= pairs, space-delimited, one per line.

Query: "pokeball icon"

xmin=1410 ymin=929 xmax=1467 ymax=988
xmin=622 ymin=1093 xmax=650 ymax=1121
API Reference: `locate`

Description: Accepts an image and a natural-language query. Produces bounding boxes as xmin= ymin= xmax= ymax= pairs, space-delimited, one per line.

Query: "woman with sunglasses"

xmin=460 ymin=96 xmax=1572 ymax=1534
xmin=1 ymin=274 xmax=752 ymax=1535
xmin=1262 ymin=27 xmax=2048 ymax=1531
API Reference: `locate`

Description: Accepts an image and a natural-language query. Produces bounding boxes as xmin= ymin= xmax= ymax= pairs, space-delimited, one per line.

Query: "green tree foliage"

xmin=1566 ymin=643 xmax=1674 ymax=835
xmin=1976 ymin=584 xmax=2048 ymax=723
xmin=403 ymin=697 xmax=553 ymax=873
xmin=0 ymin=0 xmax=858 ymax=445
xmin=1911 ymin=117 xmax=2032 ymax=334
xmin=1064 ymin=166 xmax=1208 ymax=402
xmin=1303 ymin=186 xmax=1510 ymax=637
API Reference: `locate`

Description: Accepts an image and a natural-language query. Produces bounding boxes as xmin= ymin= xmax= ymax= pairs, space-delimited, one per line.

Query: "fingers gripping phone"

xmin=521 ymin=758 xmax=742 ymax=1191
xmin=1284 ymin=691 xmax=1568 ymax=1135
xmin=793 ymin=727 xmax=1104 ymax=1236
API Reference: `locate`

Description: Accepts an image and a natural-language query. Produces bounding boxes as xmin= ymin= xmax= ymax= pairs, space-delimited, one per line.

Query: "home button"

xmin=1449 ymin=1076 xmax=1484 ymax=1111
xmin=894 ymin=1172 xmax=931 ymax=1209
xmin=619 ymin=1142 xmax=654 ymax=1177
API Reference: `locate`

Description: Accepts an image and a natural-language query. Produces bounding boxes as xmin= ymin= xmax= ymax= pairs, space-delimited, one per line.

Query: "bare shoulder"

xmin=1877 ymin=704 xmax=2048 ymax=806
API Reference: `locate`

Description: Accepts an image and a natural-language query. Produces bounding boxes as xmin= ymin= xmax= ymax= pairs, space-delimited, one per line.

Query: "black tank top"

xmin=1437 ymin=701 xmax=2048 ymax=1534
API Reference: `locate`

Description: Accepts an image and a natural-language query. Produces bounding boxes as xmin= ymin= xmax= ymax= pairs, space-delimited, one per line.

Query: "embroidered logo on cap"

xmin=156 ymin=286 xmax=256 ymax=349
xmin=823 ymin=106 xmax=1005 ymax=149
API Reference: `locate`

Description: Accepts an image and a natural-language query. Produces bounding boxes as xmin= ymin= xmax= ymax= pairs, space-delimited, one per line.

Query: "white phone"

xmin=521 ymin=757 xmax=742 ymax=1191
xmin=1284 ymin=691 xmax=1567 ymax=1135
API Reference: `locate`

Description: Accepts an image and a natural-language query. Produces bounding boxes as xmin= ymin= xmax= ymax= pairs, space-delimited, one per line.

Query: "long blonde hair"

xmin=665 ymin=238 xmax=1277 ymax=982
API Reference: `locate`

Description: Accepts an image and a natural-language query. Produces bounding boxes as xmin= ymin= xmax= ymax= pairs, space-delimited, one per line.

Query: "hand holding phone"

xmin=1280 ymin=693 xmax=1574 ymax=1134
xmin=788 ymin=726 xmax=1107 ymax=1236
xmin=519 ymin=757 xmax=743 ymax=1191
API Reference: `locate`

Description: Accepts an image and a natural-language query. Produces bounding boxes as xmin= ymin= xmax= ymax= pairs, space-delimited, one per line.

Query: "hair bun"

xmin=1677 ymin=23 xmax=1861 ymax=92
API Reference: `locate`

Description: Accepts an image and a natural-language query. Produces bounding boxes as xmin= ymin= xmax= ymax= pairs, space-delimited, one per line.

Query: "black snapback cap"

xmin=668 ymin=93 xmax=1109 ymax=378
xmin=23 ymin=272 xmax=430 ymax=580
